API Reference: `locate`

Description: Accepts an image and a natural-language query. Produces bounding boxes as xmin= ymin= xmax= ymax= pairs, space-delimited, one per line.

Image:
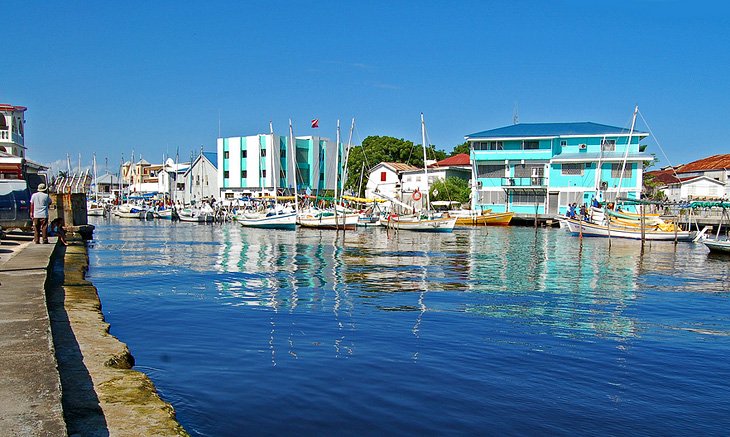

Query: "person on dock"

xmin=48 ymin=217 xmax=69 ymax=246
xmin=30 ymin=183 xmax=51 ymax=244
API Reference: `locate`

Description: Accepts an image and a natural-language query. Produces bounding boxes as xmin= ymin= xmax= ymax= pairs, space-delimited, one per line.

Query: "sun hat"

xmin=37 ymin=183 xmax=47 ymax=192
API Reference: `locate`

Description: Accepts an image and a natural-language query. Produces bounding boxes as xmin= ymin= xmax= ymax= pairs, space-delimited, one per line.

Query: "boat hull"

xmin=298 ymin=213 xmax=358 ymax=230
xmin=382 ymin=216 xmax=457 ymax=233
xmin=454 ymin=212 xmax=514 ymax=227
xmin=565 ymin=219 xmax=695 ymax=241
xmin=704 ymin=239 xmax=730 ymax=254
xmin=239 ymin=212 xmax=297 ymax=230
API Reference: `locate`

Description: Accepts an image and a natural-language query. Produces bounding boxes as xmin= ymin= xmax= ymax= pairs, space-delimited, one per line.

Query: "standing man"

xmin=30 ymin=183 xmax=52 ymax=244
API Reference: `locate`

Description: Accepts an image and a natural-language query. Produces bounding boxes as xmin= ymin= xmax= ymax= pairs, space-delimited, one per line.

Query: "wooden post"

xmin=640 ymin=204 xmax=646 ymax=243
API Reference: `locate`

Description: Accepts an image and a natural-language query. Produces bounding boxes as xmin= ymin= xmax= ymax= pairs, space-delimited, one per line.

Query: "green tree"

xmin=345 ymin=135 xmax=446 ymax=197
xmin=450 ymin=141 xmax=470 ymax=156
xmin=429 ymin=177 xmax=471 ymax=204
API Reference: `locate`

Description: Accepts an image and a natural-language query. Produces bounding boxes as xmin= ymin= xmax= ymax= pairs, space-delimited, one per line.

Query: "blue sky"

xmin=4 ymin=1 xmax=729 ymax=173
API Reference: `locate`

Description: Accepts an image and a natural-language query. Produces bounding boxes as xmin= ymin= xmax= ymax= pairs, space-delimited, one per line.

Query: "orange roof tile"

xmin=381 ymin=162 xmax=419 ymax=172
xmin=677 ymin=154 xmax=730 ymax=173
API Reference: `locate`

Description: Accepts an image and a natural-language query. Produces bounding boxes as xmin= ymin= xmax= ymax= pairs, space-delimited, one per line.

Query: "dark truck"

xmin=0 ymin=173 xmax=46 ymax=231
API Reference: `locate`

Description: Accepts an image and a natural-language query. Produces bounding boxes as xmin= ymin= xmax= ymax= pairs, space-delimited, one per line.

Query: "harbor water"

xmin=87 ymin=218 xmax=730 ymax=436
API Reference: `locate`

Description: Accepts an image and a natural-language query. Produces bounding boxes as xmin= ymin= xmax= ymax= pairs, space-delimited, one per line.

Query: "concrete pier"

xmin=0 ymin=232 xmax=188 ymax=436
xmin=0 ymin=234 xmax=65 ymax=436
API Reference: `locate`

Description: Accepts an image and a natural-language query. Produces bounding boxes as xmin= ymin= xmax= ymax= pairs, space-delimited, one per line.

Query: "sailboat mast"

xmin=334 ymin=120 xmax=341 ymax=202
xmin=421 ymin=113 xmax=430 ymax=211
xmin=289 ymin=119 xmax=299 ymax=214
xmin=617 ymin=105 xmax=639 ymax=199
xmin=93 ymin=153 xmax=98 ymax=202
xmin=341 ymin=117 xmax=355 ymax=202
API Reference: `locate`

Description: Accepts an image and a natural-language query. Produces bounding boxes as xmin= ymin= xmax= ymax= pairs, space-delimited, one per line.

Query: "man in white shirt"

xmin=30 ymin=183 xmax=52 ymax=244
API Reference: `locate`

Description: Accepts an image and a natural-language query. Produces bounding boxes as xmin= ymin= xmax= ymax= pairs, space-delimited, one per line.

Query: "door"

xmin=547 ymin=192 xmax=559 ymax=215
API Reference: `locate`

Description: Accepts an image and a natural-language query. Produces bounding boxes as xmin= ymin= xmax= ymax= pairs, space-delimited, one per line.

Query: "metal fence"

xmin=52 ymin=170 xmax=92 ymax=194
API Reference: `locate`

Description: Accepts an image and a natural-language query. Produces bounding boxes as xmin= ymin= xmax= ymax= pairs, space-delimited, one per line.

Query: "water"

xmin=87 ymin=218 xmax=730 ymax=436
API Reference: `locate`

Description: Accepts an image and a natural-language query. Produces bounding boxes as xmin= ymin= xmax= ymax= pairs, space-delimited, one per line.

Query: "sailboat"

xmin=563 ymin=106 xmax=696 ymax=241
xmin=297 ymin=119 xmax=358 ymax=230
xmin=238 ymin=122 xmax=297 ymax=230
xmin=87 ymin=154 xmax=106 ymax=216
xmin=382 ymin=113 xmax=456 ymax=233
xmin=703 ymin=203 xmax=730 ymax=254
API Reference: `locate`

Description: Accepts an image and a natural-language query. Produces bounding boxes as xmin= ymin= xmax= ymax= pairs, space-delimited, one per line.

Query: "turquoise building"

xmin=218 ymin=134 xmax=343 ymax=201
xmin=465 ymin=122 xmax=654 ymax=215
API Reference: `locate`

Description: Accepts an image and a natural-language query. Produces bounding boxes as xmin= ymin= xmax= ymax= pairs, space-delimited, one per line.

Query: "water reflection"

xmin=91 ymin=217 xmax=730 ymax=349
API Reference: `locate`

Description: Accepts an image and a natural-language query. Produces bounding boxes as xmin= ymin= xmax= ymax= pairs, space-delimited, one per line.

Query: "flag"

xmin=311 ymin=119 xmax=319 ymax=128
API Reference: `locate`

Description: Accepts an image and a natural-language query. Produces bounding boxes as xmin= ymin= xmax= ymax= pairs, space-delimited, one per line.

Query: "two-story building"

xmin=218 ymin=133 xmax=342 ymax=201
xmin=647 ymin=155 xmax=730 ymax=201
xmin=0 ymin=104 xmax=47 ymax=186
xmin=466 ymin=122 xmax=654 ymax=215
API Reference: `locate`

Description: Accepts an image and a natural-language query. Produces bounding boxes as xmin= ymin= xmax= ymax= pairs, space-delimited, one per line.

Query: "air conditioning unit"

xmin=578 ymin=143 xmax=587 ymax=151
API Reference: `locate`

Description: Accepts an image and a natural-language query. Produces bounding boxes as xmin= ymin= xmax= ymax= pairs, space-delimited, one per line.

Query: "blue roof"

xmin=466 ymin=122 xmax=648 ymax=139
xmin=202 ymin=151 xmax=218 ymax=169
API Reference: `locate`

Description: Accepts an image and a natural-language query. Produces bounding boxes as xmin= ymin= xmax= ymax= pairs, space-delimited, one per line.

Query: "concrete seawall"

xmin=1 ymin=233 xmax=188 ymax=436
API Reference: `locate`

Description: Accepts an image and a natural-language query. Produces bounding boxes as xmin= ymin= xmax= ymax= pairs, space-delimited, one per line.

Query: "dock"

xmin=0 ymin=231 xmax=188 ymax=436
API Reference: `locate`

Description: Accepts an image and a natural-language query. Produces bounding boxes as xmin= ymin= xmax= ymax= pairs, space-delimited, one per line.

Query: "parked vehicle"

xmin=0 ymin=180 xmax=32 ymax=231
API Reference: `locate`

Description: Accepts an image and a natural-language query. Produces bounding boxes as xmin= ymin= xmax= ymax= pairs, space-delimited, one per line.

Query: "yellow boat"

xmin=453 ymin=210 xmax=514 ymax=226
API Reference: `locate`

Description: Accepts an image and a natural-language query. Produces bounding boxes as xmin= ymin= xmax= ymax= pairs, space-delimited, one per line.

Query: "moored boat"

xmin=565 ymin=217 xmax=696 ymax=241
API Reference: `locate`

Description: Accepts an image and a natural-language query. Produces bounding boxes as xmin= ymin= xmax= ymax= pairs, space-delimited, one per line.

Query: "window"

xmin=262 ymin=170 xmax=267 ymax=178
xmin=611 ymin=163 xmax=632 ymax=179
xmin=242 ymin=150 xmax=247 ymax=158
xmin=223 ymin=151 xmax=229 ymax=159
xmin=225 ymin=193 xmax=234 ymax=199
xmin=514 ymin=164 xmax=544 ymax=178
xmin=560 ymin=140 xmax=567 ymax=147
xmin=241 ymin=170 xmax=247 ymax=178
xmin=196 ymin=175 xmax=200 ymax=185
xmin=260 ymin=148 xmax=267 ymax=157
xmin=512 ymin=193 xmax=546 ymax=204
xmin=523 ymin=141 xmax=539 ymax=150
xmin=561 ymin=163 xmax=584 ymax=176
xmin=223 ymin=171 xmax=229 ymax=179
xmin=601 ymin=139 xmax=616 ymax=152
xmin=380 ymin=171 xmax=387 ymax=182
xmin=473 ymin=141 xmax=503 ymax=151
xmin=477 ymin=164 xmax=504 ymax=178
xmin=280 ymin=148 xmax=286 ymax=157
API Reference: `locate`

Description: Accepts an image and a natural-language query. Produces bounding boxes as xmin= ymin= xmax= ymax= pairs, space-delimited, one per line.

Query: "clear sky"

xmin=4 ymin=1 xmax=729 ymax=173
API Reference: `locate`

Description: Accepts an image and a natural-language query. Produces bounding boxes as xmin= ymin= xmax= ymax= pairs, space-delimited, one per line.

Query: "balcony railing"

xmin=501 ymin=177 xmax=546 ymax=187
xmin=0 ymin=130 xmax=8 ymax=140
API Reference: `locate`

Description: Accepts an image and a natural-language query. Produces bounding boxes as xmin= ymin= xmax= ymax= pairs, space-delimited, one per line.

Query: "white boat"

xmin=239 ymin=210 xmax=297 ymax=230
xmin=154 ymin=207 xmax=176 ymax=220
xmin=380 ymin=113 xmax=456 ymax=233
xmin=298 ymin=208 xmax=358 ymax=230
xmin=704 ymin=239 xmax=730 ymax=254
xmin=178 ymin=207 xmax=211 ymax=222
xmin=703 ymin=205 xmax=730 ymax=254
xmin=565 ymin=218 xmax=696 ymax=241
xmin=87 ymin=202 xmax=106 ymax=216
xmin=382 ymin=213 xmax=457 ymax=233
xmin=114 ymin=203 xmax=152 ymax=219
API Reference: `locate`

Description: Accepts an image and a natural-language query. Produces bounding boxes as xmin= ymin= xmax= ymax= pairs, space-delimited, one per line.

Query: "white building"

xmin=0 ymin=104 xmax=26 ymax=158
xmin=181 ymin=151 xmax=218 ymax=205
xmin=401 ymin=153 xmax=472 ymax=195
xmin=648 ymin=154 xmax=730 ymax=201
xmin=218 ymin=133 xmax=342 ymax=202
xmin=364 ymin=162 xmax=419 ymax=206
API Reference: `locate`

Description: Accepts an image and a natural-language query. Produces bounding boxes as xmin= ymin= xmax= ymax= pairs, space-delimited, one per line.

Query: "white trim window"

xmin=601 ymin=139 xmax=616 ymax=152
xmin=611 ymin=163 xmax=632 ymax=178
xmin=561 ymin=163 xmax=584 ymax=176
